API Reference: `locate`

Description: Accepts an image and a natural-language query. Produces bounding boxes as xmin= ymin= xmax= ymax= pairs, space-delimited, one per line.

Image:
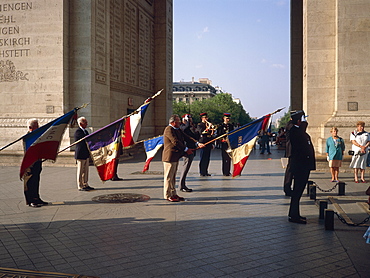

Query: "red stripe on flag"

xmin=142 ymin=157 xmax=153 ymax=173
xmin=232 ymin=156 xmax=249 ymax=177
xmin=122 ymin=117 xmax=133 ymax=147
xmin=96 ymin=159 xmax=117 ymax=181
xmin=20 ymin=141 xmax=59 ymax=178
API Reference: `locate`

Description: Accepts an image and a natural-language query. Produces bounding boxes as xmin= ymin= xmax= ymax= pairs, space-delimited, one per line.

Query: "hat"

xmin=200 ymin=112 xmax=208 ymax=117
xmin=182 ymin=114 xmax=191 ymax=119
xmin=290 ymin=110 xmax=305 ymax=123
xmin=223 ymin=113 xmax=231 ymax=118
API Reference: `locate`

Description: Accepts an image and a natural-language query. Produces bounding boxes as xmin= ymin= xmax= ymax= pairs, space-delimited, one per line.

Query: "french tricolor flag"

xmin=228 ymin=115 xmax=271 ymax=177
xmin=20 ymin=109 xmax=77 ymax=178
xmin=86 ymin=118 xmax=124 ymax=181
xmin=142 ymin=136 xmax=164 ymax=172
xmin=122 ymin=101 xmax=150 ymax=147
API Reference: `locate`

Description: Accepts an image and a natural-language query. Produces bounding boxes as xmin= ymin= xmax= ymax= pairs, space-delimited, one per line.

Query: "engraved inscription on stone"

xmin=0 ymin=2 xmax=32 ymax=82
xmin=95 ymin=0 xmax=107 ymax=75
xmin=0 ymin=60 xmax=28 ymax=82
xmin=138 ymin=11 xmax=153 ymax=89
xmin=123 ymin=1 xmax=137 ymax=85
xmin=109 ymin=0 xmax=122 ymax=81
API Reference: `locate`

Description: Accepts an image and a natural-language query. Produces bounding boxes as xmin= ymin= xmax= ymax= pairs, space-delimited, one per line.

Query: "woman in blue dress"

xmin=326 ymin=127 xmax=345 ymax=182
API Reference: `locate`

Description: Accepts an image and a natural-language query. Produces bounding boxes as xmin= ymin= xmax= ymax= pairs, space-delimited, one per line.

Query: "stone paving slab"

xmin=0 ymin=146 xmax=369 ymax=277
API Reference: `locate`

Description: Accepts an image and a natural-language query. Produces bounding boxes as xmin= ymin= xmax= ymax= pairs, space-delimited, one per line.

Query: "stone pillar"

xmin=301 ymin=0 xmax=370 ymax=154
xmin=153 ymin=0 xmax=173 ymax=135
xmin=290 ymin=0 xmax=303 ymax=111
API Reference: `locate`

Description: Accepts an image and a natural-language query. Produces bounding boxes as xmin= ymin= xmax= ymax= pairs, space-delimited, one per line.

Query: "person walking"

xmin=287 ymin=110 xmax=316 ymax=224
xmin=326 ymin=127 xmax=345 ymax=182
xmin=162 ymin=114 xmax=204 ymax=202
xmin=74 ymin=117 xmax=94 ymax=191
xmin=216 ymin=113 xmax=234 ymax=176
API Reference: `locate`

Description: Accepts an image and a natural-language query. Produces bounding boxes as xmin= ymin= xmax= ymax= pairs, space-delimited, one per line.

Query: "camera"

xmin=348 ymin=150 xmax=355 ymax=155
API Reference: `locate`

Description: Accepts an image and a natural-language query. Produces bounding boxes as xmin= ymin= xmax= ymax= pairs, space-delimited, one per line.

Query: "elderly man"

xmin=162 ymin=114 xmax=204 ymax=202
xmin=74 ymin=117 xmax=94 ymax=191
xmin=23 ymin=118 xmax=48 ymax=207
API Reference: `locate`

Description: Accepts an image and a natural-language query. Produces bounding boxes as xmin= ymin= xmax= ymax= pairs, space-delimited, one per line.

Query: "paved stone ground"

xmin=0 ymin=146 xmax=369 ymax=277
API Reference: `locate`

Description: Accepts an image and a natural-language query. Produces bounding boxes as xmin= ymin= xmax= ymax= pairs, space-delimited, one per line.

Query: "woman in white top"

xmin=349 ymin=121 xmax=370 ymax=183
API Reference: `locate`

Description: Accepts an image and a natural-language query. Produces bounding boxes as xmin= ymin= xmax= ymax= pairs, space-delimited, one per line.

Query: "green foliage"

xmin=278 ymin=110 xmax=291 ymax=128
xmin=173 ymin=93 xmax=252 ymax=126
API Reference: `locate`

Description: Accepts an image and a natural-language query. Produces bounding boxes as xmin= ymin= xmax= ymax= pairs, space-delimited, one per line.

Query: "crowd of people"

xmin=22 ymin=110 xmax=370 ymax=221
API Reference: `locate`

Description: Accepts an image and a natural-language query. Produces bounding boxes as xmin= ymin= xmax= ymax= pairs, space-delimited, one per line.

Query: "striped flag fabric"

xmin=122 ymin=101 xmax=150 ymax=147
xmin=142 ymin=136 xmax=164 ymax=172
xmin=228 ymin=115 xmax=271 ymax=177
xmin=20 ymin=109 xmax=77 ymax=178
xmin=86 ymin=118 xmax=124 ymax=181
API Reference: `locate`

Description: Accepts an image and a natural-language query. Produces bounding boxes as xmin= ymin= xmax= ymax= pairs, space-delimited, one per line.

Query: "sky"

xmin=173 ymin=0 xmax=290 ymax=120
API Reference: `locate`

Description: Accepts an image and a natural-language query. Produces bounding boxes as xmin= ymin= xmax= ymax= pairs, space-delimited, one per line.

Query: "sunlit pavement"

xmin=0 ymin=145 xmax=369 ymax=277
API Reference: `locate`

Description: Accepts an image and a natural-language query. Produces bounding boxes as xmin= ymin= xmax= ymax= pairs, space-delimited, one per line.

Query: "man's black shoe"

xmin=38 ymin=200 xmax=49 ymax=206
xmin=111 ymin=176 xmax=123 ymax=181
xmin=79 ymin=188 xmax=90 ymax=191
xmin=288 ymin=217 xmax=306 ymax=224
xmin=181 ymin=187 xmax=193 ymax=192
xmin=86 ymin=186 xmax=95 ymax=190
xmin=29 ymin=203 xmax=42 ymax=208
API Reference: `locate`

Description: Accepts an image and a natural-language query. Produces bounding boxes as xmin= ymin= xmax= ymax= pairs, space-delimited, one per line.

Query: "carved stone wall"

xmin=0 ymin=0 xmax=66 ymax=151
xmin=0 ymin=0 xmax=172 ymax=153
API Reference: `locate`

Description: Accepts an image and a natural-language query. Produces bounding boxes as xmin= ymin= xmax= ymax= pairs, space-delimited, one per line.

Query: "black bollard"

xmin=325 ymin=209 xmax=334 ymax=230
xmin=307 ymin=180 xmax=314 ymax=195
xmin=309 ymin=184 xmax=316 ymax=200
xmin=338 ymin=182 xmax=345 ymax=196
xmin=319 ymin=200 xmax=328 ymax=219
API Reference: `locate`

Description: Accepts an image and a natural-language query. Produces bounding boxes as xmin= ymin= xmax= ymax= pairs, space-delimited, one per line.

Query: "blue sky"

xmin=173 ymin=0 xmax=290 ymax=119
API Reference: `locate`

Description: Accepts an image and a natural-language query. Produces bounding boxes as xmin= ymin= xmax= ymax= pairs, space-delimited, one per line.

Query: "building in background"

xmin=173 ymin=77 xmax=218 ymax=104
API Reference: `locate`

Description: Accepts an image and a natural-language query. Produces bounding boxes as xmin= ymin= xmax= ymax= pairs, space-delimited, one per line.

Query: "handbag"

xmin=366 ymin=186 xmax=370 ymax=196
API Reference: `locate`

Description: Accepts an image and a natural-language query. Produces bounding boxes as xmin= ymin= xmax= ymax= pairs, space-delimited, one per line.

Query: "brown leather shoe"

xmin=174 ymin=195 xmax=185 ymax=201
xmin=167 ymin=196 xmax=179 ymax=202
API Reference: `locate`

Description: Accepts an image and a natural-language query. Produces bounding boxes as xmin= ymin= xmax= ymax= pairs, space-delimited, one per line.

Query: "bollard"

xmin=319 ymin=200 xmax=328 ymax=219
xmin=338 ymin=182 xmax=345 ymax=196
xmin=324 ymin=209 xmax=334 ymax=230
xmin=309 ymin=184 xmax=316 ymax=200
xmin=307 ymin=180 xmax=314 ymax=195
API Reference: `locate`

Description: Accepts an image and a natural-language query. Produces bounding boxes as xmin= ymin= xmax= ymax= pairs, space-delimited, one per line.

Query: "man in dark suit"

xmin=287 ymin=110 xmax=316 ymax=224
xmin=216 ymin=113 xmax=234 ymax=176
xmin=196 ymin=112 xmax=214 ymax=176
xmin=23 ymin=118 xmax=48 ymax=207
xmin=179 ymin=114 xmax=199 ymax=192
xmin=283 ymin=120 xmax=294 ymax=196
xmin=162 ymin=114 xmax=204 ymax=202
xmin=74 ymin=117 xmax=94 ymax=191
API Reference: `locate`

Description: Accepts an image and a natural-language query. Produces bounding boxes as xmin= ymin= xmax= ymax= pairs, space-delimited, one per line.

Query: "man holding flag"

xmin=74 ymin=117 xmax=94 ymax=191
xmin=162 ymin=115 xmax=204 ymax=202
xmin=23 ymin=119 xmax=48 ymax=208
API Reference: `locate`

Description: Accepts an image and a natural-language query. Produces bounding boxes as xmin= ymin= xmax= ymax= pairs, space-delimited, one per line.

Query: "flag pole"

xmin=197 ymin=108 xmax=284 ymax=148
xmin=0 ymin=104 xmax=89 ymax=152
xmin=57 ymin=90 xmax=163 ymax=154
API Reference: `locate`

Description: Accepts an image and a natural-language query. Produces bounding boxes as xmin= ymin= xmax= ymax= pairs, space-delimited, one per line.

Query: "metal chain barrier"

xmin=334 ymin=211 xmax=370 ymax=227
xmin=315 ymin=181 xmax=339 ymax=193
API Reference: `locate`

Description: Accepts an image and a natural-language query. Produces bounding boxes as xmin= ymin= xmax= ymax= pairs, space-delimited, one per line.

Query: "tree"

xmin=278 ymin=110 xmax=291 ymax=129
xmin=173 ymin=93 xmax=252 ymax=126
